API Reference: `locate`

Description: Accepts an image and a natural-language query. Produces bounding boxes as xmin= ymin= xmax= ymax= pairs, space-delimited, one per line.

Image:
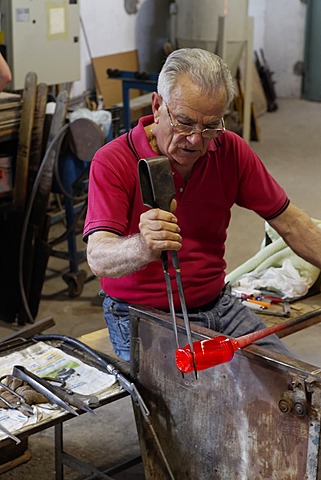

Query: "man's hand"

xmin=87 ymin=201 xmax=182 ymax=279
xmin=139 ymin=206 xmax=182 ymax=261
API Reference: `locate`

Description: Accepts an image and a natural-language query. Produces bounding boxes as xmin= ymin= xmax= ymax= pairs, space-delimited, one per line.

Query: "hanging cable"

xmin=18 ymin=124 xmax=70 ymax=323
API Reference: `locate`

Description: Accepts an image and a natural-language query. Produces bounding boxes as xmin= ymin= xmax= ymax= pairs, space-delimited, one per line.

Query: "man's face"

xmin=152 ymin=74 xmax=228 ymax=170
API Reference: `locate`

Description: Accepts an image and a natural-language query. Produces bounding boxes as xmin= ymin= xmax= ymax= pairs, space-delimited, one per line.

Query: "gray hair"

xmin=157 ymin=48 xmax=235 ymax=108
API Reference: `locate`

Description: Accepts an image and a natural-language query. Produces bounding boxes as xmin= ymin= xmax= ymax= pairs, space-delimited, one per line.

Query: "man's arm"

xmin=86 ymin=207 xmax=182 ymax=278
xmin=268 ymin=203 xmax=321 ymax=269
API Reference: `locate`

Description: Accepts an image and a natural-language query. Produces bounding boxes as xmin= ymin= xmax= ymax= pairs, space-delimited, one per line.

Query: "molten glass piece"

xmin=175 ymin=336 xmax=239 ymax=373
xmin=175 ymin=313 xmax=300 ymax=374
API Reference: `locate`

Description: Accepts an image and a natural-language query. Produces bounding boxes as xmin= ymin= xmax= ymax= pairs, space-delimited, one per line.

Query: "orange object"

xmin=247 ymin=299 xmax=271 ymax=308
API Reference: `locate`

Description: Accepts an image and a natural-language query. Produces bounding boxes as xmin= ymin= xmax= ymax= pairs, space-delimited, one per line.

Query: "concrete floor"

xmin=0 ymin=98 xmax=321 ymax=478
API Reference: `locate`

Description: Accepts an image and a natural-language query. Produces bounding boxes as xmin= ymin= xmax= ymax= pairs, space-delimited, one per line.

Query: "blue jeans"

xmin=102 ymin=285 xmax=293 ymax=362
xmin=102 ymin=293 xmax=131 ymax=362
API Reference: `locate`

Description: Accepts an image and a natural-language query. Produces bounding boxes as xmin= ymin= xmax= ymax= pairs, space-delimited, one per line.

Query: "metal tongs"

xmin=12 ymin=366 xmax=96 ymax=416
xmin=138 ymin=156 xmax=198 ymax=378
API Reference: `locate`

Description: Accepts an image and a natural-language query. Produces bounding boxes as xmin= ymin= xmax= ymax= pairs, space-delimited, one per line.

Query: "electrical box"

xmin=0 ymin=0 xmax=80 ymax=90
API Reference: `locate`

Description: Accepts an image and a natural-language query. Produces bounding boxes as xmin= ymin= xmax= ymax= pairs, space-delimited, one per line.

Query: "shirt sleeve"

xmin=83 ymin=141 xmax=134 ymax=242
xmin=223 ymin=132 xmax=290 ymax=220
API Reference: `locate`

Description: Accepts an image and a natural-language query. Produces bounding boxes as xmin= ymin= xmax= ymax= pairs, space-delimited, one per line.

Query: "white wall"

xmin=264 ymin=0 xmax=306 ymax=98
xmin=72 ymin=0 xmax=306 ymax=99
xmin=249 ymin=0 xmax=306 ymax=98
xmin=71 ymin=0 xmax=137 ymax=98
xmin=71 ymin=0 xmax=170 ymax=98
xmin=248 ymin=0 xmax=266 ymax=53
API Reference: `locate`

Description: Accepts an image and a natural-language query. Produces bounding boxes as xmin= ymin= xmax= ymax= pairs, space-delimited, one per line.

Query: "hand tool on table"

xmin=0 ymin=422 xmax=21 ymax=445
xmin=0 ymin=375 xmax=34 ymax=416
xmin=138 ymin=156 xmax=198 ymax=378
xmin=258 ymin=301 xmax=291 ymax=317
xmin=41 ymin=375 xmax=100 ymax=408
xmin=242 ymin=299 xmax=291 ymax=317
xmin=12 ymin=366 xmax=96 ymax=416
xmin=0 ymin=392 xmax=34 ymax=417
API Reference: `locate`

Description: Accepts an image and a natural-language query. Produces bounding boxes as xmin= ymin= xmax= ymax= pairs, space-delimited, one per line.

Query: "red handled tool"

xmin=175 ymin=309 xmax=320 ymax=374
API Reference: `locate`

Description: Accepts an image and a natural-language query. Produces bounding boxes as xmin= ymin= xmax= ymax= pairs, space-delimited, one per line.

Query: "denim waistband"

xmin=186 ymin=295 xmax=220 ymax=314
xmin=107 ymin=283 xmax=229 ymax=314
xmin=184 ymin=283 xmax=229 ymax=314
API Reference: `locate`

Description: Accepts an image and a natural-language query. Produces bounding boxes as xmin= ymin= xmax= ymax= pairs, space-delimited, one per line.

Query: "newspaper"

xmin=0 ymin=341 xmax=118 ymax=442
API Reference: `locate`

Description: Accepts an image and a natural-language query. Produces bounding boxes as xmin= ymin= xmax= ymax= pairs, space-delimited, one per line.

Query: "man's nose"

xmin=186 ymin=130 xmax=203 ymax=143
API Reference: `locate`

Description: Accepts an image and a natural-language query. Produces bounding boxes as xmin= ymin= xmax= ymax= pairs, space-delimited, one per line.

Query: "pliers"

xmin=138 ymin=156 xmax=198 ymax=378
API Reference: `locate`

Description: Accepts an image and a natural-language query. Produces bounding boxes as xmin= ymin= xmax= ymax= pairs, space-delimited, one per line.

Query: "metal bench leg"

xmin=55 ymin=423 xmax=64 ymax=480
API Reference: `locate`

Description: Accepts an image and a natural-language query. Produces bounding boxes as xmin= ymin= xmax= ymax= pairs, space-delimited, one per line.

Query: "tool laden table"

xmin=0 ymin=335 xmax=139 ymax=480
xmin=257 ymin=292 xmax=321 ymax=335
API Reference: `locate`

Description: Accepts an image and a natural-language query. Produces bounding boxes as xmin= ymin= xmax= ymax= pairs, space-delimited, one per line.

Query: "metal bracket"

xmin=279 ymin=375 xmax=308 ymax=416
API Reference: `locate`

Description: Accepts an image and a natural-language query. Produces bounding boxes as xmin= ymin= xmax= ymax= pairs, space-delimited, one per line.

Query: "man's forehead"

xmin=169 ymin=95 xmax=226 ymax=120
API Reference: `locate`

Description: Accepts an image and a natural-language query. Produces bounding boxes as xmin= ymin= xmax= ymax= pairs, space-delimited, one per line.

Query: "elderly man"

xmin=84 ymin=48 xmax=321 ymax=361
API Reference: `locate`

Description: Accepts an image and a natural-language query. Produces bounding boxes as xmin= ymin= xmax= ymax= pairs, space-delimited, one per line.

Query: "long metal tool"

xmin=12 ymin=366 xmax=96 ymax=416
xmin=161 ymin=251 xmax=180 ymax=350
xmin=0 ymin=422 xmax=21 ymax=445
xmin=170 ymin=251 xmax=198 ymax=378
xmin=138 ymin=156 xmax=198 ymax=378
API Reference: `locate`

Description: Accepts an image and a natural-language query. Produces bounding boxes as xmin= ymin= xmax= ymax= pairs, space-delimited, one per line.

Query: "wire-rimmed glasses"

xmin=165 ymin=103 xmax=225 ymax=139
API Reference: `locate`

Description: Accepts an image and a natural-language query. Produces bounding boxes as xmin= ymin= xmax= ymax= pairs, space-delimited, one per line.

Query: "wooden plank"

xmin=0 ymin=103 xmax=21 ymax=111
xmin=0 ymin=317 xmax=55 ymax=343
xmin=0 ymin=120 xmax=20 ymax=128
xmin=0 ymin=109 xmax=21 ymax=123
xmin=250 ymin=102 xmax=260 ymax=141
xmin=238 ymin=51 xmax=267 ymax=118
xmin=92 ymin=50 xmax=140 ymax=108
xmin=235 ymin=70 xmax=262 ymax=141
xmin=27 ymin=83 xmax=48 ymax=197
xmin=0 ymin=92 xmax=21 ymax=104
xmin=13 ymin=72 xmax=37 ymax=211
xmin=251 ymin=58 xmax=268 ymax=117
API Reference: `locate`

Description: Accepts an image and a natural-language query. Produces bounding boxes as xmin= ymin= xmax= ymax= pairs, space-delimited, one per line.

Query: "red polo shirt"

xmin=83 ymin=115 xmax=289 ymax=311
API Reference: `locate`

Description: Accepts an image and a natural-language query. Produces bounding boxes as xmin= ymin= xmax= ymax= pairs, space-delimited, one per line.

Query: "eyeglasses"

xmin=165 ymin=104 xmax=225 ymax=139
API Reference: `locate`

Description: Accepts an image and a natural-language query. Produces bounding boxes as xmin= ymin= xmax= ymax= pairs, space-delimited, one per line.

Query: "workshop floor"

xmin=0 ymin=97 xmax=321 ymax=479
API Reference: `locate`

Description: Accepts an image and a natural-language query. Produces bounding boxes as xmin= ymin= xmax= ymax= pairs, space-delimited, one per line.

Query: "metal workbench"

xmin=129 ymin=302 xmax=321 ymax=480
xmin=0 ymin=336 xmax=140 ymax=480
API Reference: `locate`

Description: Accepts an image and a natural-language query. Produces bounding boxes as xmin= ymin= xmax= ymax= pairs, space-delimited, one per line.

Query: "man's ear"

xmin=152 ymin=92 xmax=162 ymax=123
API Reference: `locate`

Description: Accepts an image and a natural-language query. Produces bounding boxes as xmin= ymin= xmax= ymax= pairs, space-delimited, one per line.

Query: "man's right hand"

xmin=87 ymin=202 xmax=182 ymax=279
xmin=138 ymin=206 xmax=182 ymax=262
